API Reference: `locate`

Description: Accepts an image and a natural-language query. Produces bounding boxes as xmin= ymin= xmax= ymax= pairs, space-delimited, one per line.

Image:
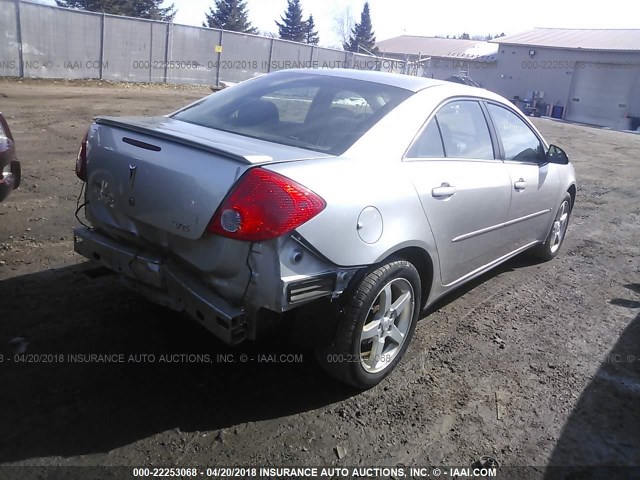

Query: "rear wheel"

xmin=316 ymin=260 xmax=421 ymax=389
xmin=532 ymin=192 xmax=572 ymax=261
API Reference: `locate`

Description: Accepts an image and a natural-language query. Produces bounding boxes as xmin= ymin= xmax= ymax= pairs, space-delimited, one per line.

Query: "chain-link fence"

xmin=0 ymin=0 xmax=405 ymax=85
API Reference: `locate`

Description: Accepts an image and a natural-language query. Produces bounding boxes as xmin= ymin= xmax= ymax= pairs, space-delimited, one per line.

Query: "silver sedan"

xmin=73 ymin=69 xmax=576 ymax=388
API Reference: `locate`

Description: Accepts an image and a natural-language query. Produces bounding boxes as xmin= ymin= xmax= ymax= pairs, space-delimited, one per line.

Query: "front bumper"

xmin=74 ymin=227 xmax=247 ymax=345
xmin=0 ymin=160 xmax=20 ymax=203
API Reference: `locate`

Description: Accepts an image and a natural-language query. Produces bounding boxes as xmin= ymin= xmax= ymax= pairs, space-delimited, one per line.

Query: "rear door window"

xmin=435 ymin=101 xmax=494 ymax=160
xmin=406 ymin=119 xmax=445 ymax=158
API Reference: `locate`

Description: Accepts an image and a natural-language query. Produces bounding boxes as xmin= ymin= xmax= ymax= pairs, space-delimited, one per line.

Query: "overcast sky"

xmin=38 ymin=0 xmax=640 ymax=49
xmin=179 ymin=0 xmax=640 ymax=47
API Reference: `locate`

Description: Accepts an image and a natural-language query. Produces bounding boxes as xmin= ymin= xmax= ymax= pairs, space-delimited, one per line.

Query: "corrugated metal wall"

xmin=218 ymin=31 xmax=271 ymax=83
xmin=0 ymin=0 xmax=397 ymax=86
xmin=314 ymin=48 xmax=348 ymax=69
xmin=19 ymin=1 xmax=102 ymax=79
xmin=0 ymin=0 xmax=20 ymax=77
xmin=166 ymin=24 xmax=219 ymax=85
xmin=421 ymin=58 xmax=497 ymax=86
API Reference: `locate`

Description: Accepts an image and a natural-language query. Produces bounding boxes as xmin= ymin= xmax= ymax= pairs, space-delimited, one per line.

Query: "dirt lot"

xmin=0 ymin=79 xmax=639 ymax=475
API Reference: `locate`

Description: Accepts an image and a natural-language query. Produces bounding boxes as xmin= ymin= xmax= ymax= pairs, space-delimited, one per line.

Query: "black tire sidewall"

xmin=346 ymin=261 xmax=421 ymax=388
xmin=538 ymin=192 xmax=573 ymax=260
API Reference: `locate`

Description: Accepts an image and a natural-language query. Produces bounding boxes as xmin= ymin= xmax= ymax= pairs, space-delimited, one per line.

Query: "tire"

xmin=315 ymin=260 xmax=421 ymax=389
xmin=532 ymin=192 xmax=573 ymax=261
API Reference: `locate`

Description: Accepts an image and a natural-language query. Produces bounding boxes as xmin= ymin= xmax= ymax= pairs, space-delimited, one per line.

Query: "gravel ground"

xmin=0 ymin=79 xmax=639 ymax=475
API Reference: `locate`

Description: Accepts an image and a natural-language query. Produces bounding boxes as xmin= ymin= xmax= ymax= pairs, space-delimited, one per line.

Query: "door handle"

xmin=432 ymin=183 xmax=456 ymax=198
xmin=514 ymin=178 xmax=527 ymax=190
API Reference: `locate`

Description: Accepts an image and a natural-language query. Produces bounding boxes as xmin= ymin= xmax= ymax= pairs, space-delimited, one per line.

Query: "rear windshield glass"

xmin=172 ymin=72 xmax=413 ymax=155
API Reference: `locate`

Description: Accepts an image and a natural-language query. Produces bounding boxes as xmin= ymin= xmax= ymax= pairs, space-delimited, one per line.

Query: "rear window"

xmin=172 ymin=72 xmax=413 ymax=155
xmin=436 ymin=101 xmax=494 ymax=160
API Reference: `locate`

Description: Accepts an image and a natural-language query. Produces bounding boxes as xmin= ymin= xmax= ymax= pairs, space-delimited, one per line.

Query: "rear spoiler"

xmin=95 ymin=116 xmax=274 ymax=164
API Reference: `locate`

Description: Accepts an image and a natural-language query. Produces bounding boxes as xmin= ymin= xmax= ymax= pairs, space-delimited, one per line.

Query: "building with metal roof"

xmin=376 ymin=36 xmax=498 ymax=61
xmin=490 ymin=28 xmax=640 ymax=129
xmin=492 ymin=28 xmax=640 ymax=52
xmin=376 ymin=29 xmax=640 ymax=130
xmin=375 ymin=36 xmax=499 ymax=90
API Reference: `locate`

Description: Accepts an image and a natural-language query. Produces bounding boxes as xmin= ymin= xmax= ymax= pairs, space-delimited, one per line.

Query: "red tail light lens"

xmin=76 ymin=130 xmax=89 ymax=181
xmin=208 ymin=168 xmax=326 ymax=242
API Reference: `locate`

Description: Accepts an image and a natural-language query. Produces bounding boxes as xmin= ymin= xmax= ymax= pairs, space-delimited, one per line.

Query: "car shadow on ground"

xmin=0 ymin=252 xmax=546 ymax=462
xmin=542 ymin=289 xmax=640 ymax=477
xmin=0 ymin=263 xmax=357 ymax=462
xmin=4 ymin=256 xmax=633 ymax=466
xmin=423 ymin=252 xmax=548 ymax=316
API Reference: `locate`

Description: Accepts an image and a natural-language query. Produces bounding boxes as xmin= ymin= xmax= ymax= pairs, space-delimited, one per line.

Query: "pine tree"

xmin=131 ymin=0 xmax=176 ymax=21
xmin=343 ymin=2 xmax=378 ymax=53
xmin=304 ymin=14 xmax=319 ymax=45
xmin=276 ymin=0 xmax=306 ymax=43
xmin=203 ymin=0 xmax=257 ymax=33
xmin=56 ymin=0 xmax=176 ymax=21
xmin=56 ymin=0 xmax=129 ymax=16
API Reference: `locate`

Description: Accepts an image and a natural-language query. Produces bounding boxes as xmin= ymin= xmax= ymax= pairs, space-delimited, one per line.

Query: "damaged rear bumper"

xmin=73 ymin=227 xmax=247 ymax=345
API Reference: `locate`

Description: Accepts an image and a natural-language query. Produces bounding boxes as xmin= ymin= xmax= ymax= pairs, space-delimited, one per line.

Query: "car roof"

xmin=273 ymin=68 xmax=503 ymax=99
xmin=276 ymin=68 xmax=446 ymax=92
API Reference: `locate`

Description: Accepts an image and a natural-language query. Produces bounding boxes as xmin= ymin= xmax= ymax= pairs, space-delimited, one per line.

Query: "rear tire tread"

xmin=316 ymin=260 xmax=420 ymax=388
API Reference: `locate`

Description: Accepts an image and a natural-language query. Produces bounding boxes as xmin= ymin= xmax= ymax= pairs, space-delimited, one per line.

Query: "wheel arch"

xmin=567 ymin=183 xmax=577 ymax=207
xmin=380 ymin=245 xmax=435 ymax=311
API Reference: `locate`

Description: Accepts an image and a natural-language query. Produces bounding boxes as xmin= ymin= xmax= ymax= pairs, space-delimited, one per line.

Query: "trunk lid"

xmin=86 ymin=116 xmax=330 ymax=241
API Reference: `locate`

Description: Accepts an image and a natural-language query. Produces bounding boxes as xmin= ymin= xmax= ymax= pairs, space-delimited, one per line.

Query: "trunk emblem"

xmin=129 ymin=164 xmax=138 ymax=188
xmin=128 ymin=165 xmax=137 ymax=207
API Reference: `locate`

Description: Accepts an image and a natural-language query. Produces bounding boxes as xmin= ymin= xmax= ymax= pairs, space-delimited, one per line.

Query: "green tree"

xmin=276 ymin=0 xmax=306 ymax=42
xmin=56 ymin=0 xmax=176 ymax=21
xmin=131 ymin=0 xmax=176 ymax=21
xmin=304 ymin=14 xmax=319 ymax=45
xmin=56 ymin=0 xmax=125 ymax=15
xmin=343 ymin=2 xmax=378 ymax=53
xmin=203 ymin=0 xmax=257 ymax=33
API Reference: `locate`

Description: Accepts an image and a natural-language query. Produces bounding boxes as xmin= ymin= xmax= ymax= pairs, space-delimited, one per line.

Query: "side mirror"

xmin=546 ymin=144 xmax=569 ymax=165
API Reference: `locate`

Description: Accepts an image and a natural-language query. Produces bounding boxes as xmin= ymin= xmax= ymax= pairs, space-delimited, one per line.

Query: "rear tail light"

xmin=0 ymin=113 xmax=13 ymax=143
xmin=0 ymin=121 xmax=8 ymax=143
xmin=208 ymin=168 xmax=326 ymax=242
xmin=76 ymin=129 xmax=89 ymax=181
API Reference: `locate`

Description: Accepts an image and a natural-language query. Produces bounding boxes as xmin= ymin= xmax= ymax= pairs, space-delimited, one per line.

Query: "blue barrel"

xmin=551 ymin=105 xmax=564 ymax=119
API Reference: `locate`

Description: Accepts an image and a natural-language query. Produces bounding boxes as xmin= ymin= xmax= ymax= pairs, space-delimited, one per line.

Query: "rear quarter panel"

xmin=267 ymin=155 xmax=437 ymax=269
xmin=265 ymin=88 xmax=449 ymax=272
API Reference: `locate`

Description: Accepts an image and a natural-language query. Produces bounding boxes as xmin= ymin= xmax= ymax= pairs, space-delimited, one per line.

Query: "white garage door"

xmin=566 ymin=62 xmax=638 ymax=129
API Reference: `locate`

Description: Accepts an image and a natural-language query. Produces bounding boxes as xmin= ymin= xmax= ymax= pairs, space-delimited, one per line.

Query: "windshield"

xmin=172 ymin=71 xmax=413 ymax=155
